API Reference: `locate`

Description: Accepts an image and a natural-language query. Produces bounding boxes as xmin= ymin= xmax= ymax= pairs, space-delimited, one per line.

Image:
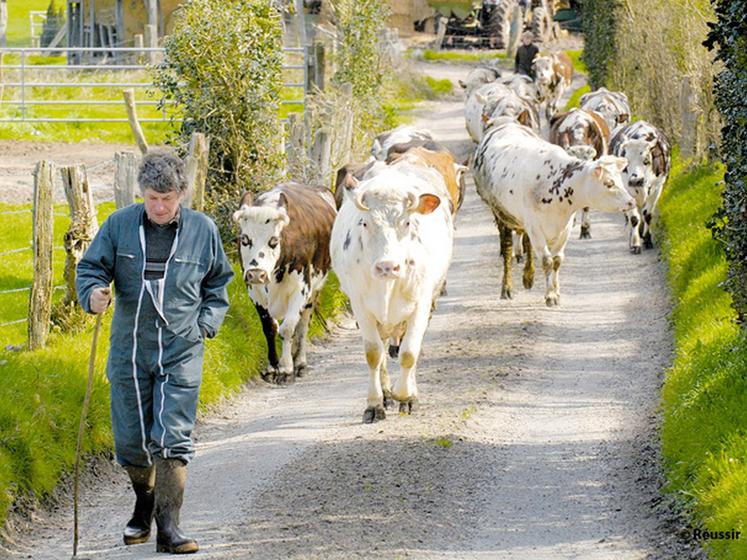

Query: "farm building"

xmin=66 ymin=0 xmax=182 ymax=54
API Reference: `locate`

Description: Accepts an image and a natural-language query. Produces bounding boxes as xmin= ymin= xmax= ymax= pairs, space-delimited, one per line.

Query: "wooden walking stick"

xmin=72 ymin=312 xmax=103 ymax=557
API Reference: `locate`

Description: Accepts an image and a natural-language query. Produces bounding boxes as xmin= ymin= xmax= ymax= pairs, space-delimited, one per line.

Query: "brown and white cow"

xmin=330 ymin=162 xmax=454 ymax=423
xmin=481 ymin=90 xmax=542 ymax=135
xmin=532 ymin=52 xmax=573 ymax=121
xmin=233 ymin=183 xmax=336 ymax=384
xmin=579 ymin=87 xmax=631 ymax=134
xmin=549 ymin=108 xmax=612 ymax=238
xmin=610 ymin=121 xmax=671 ymax=253
xmin=472 ymin=120 xmax=635 ymax=306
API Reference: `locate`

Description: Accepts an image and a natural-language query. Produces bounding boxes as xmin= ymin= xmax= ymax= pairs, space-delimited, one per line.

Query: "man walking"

xmin=514 ymin=30 xmax=540 ymax=78
xmin=77 ymin=150 xmax=234 ymax=554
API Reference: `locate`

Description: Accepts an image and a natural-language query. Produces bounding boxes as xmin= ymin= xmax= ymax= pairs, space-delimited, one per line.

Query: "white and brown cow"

xmin=371 ymin=125 xmax=434 ymax=161
xmin=499 ymin=73 xmax=539 ymax=104
xmin=233 ymin=183 xmax=336 ymax=384
xmin=465 ymin=81 xmax=514 ymax=142
xmin=610 ymin=121 xmax=671 ymax=253
xmin=482 ymin=90 xmax=542 ymax=135
xmin=549 ymin=108 xmax=612 ymax=238
xmin=472 ymin=120 xmax=635 ymax=306
xmin=330 ymin=162 xmax=454 ymax=423
xmin=532 ymin=52 xmax=573 ymax=121
xmin=579 ymin=87 xmax=631 ymax=134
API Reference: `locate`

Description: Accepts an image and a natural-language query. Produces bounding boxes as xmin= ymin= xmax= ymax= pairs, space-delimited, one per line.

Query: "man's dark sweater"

xmin=515 ymin=43 xmax=539 ymax=78
xmin=144 ymin=213 xmax=179 ymax=280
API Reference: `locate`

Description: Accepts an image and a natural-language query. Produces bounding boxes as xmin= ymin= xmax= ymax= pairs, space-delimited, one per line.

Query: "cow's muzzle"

xmin=374 ymin=260 xmax=401 ymax=279
xmin=628 ymin=177 xmax=645 ymax=188
xmin=244 ymin=268 xmax=269 ymax=285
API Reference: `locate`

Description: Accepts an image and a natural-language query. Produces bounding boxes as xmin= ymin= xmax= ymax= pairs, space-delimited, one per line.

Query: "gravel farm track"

xmin=1 ymin=60 xmax=705 ymax=560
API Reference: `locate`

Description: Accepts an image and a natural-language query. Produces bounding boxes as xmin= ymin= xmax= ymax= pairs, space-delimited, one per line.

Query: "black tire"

xmin=531 ymin=5 xmax=549 ymax=43
xmin=488 ymin=0 xmax=519 ymax=50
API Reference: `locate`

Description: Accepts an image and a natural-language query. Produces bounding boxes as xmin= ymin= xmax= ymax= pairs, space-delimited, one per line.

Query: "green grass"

xmin=0 ymin=202 xmax=347 ymax=529
xmin=382 ymin=72 xmax=455 ymax=127
xmin=563 ymin=83 xmax=591 ymax=111
xmin=566 ymin=49 xmax=587 ymax=74
xmin=421 ymin=49 xmax=507 ymax=63
xmin=657 ymin=155 xmax=747 ymax=559
xmin=5 ymin=0 xmax=52 ymax=47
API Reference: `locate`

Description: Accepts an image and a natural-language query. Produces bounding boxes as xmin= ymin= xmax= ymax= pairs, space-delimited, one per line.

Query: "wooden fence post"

xmin=184 ymin=133 xmax=209 ymax=211
xmin=338 ymin=83 xmax=354 ymax=167
xmin=307 ymin=42 xmax=325 ymax=92
xmin=123 ymin=89 xmax=149 ymax=155
xmin=506 ymin=5 xmax=522 ymax=58
xmin=286 ymin=112 xmax=306 ymax=181
xmin=133 ymin=33 xmax=144 ymax=64
xmin=144 ymin=23 xmax=158 ymax=65
xmin=28 ymin=161 xmax=54 ymax=350
xmin=310 ymin=128 xmax=332 ymax=188
xmin=434 ymin=17 xmax=448 ymax=50
xmin=114 ymin=151 xmax=138 ymax=209
xmin=60 ymin=165 xmax=99 ymax=306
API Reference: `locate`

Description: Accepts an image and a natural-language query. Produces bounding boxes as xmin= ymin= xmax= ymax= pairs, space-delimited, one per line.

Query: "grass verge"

xmin=657 ymin=154 xmax=747 ymax=559
xmin=563 ymin=83 xmax=591 ymax=111
xmin=420 ymin=49 xmax=507 ymax=63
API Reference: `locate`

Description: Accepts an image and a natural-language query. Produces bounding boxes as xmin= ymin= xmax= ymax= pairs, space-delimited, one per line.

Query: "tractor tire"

xmin=488 ymin=0 xmax=519 ymax=50
xmin=531 ymin=5 xmax=550 ymax=43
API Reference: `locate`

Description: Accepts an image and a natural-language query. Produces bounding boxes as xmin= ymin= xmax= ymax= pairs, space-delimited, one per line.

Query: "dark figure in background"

xmin=77 ymin=150 xmax=234 ymax=554
xmin=515 ymin=30 xmax=540 ymax=78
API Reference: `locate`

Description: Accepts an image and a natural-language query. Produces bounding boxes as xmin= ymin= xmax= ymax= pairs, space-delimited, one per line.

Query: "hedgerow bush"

xmin=154 ymin=0 xmax=285 ymax=238
xmin=705 ymin=0 xmax=747 ymax=324
xmin=580 ymin=0 xmax=618 ymax=89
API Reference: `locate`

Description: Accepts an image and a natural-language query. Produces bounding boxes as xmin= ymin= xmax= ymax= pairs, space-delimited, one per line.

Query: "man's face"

xmin=143 ymin=188 xmax=183 ymax=225
xmin=522 ymin=36 xmax=532 ymax=46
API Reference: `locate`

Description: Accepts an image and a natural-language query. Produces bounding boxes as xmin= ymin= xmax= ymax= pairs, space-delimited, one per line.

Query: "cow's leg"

xmin=627 ymin=207 xmax=642 ymax=254
xmin=545 ymin=225 xmax=571 ymax=306
xmin=353 ymin=307 xmax=387 ymax=423
xmin=291 ymin=301 xmax=314 ymax=377
xmin=522 ymin=234 xmax=534 ymax=289
xmin=579 ymin=207 xmax=592 ymax=239
xmin=498 ymin=222 xmax=514 ymax=299
xmin=642 ymin=179 xmax=665 ymax=249
xmin=392 ymin=303 xmax=431 ymax=413
xmin=380 ymin=355 xmax=393 ymax=410
xmin=255 ymin=303 xmax=280 ymax=383
xmin=513 ymin=232 xmax=524 ymax=263
xmin=276 ymin=287 xmax=308 ymax=384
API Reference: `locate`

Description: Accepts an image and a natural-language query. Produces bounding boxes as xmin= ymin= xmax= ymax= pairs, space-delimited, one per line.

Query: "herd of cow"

xmin=231 ymin=51 xmax=672 ymax=423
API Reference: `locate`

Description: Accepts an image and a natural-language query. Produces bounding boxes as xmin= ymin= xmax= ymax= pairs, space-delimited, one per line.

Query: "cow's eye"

xmin=268 ymin=236 xmax=279 ymax=249
xmin=604 ymin=179 xmax=615 ymax=188
xmin=362 ymin=221 xmax=367 ymax=228
xmin=241 ymin=234 xmax=252 ymax=248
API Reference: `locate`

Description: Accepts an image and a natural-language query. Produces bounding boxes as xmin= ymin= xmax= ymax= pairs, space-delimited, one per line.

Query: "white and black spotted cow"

xmin=458 ymin=65 xmax=501 ymax=97
xmin=371 ymin=125 xmax=435 ymax=161
xmin=579 ymin=87 xmax=631 ymax=135
xmin=610 ymin=121 xmax=671 ymax=253
xmin=472 ymin=120 xmax=635 ymax=306
xmin=233 ymin=183 xmax=336 ymax=383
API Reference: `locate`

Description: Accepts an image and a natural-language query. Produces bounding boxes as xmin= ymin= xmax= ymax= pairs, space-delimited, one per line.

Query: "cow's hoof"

xmin=500 ymin=287 xmax=512 ymax=300
xmin=644 ymin=237 xmax=654 ymax=250
xmin=294 ymin=363 xmax=308 ymax=377
xmin=261 ymin=367 xmax=278 ymax=383
xmin=545 ymin=296 xmax=559 ymax=307
xmin=523 ymin=274 xmax=534 ymax=290
xmin=383 ymin=393 xmax=394 ymax=410
xmin=363 ymin=406 xmax=386 ymax=424
xmin=388 ymin=344 xmax=400 ymax=359
xmin=631 ymin=245 xmax=642 ymax=255
xmin=275 ymin=371 xmax=296 ymax=385
xmin=399 ymin=401 xmax=417 ymax=415
xmin=579 ymin=227 xmax=591 ymax=239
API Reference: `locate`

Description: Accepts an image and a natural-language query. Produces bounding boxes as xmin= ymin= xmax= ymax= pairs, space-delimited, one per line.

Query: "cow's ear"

xmin=475 ymin=92 xmax=487 ymax=105
xmin=617 ymin=113 xmax=630 ymax=124
xmin=416 ymin=194 xmax=441 ymax=215
xmin=611 ymin=156 xmax=628 ymax=172
xmin=517 ymin=109 xmax=530 ymax=127
xmin=458 ymin=79 xmax=467 ymax=89
xmin=344 ymin=174 xmax=360 ymax=190
xmin=232 ymin=209 xmax=246 ymax=223
xmin=277 ymin=191 xmax=288 ymax=211
xmin=239 ymin=191 xmax=253 ymax=208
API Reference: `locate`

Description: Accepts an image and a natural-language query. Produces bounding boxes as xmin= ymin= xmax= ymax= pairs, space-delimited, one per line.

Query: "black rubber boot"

xmin=123 ymin=465 xmax=155 ymax=545
xmin=154 ymin=458 xmax=199 ymax=554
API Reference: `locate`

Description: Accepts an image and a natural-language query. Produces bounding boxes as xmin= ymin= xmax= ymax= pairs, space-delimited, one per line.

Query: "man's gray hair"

xmin=138 ymin=150 xmax=188 ymax=194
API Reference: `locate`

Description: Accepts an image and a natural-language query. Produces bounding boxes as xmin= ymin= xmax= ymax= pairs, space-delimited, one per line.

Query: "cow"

xmin=472 ymin=120 xmax=635 ymax=306
xmin=548 ymin=108 xmax=612 ymax=238
xmin=579 ymin=87 xmax=631 ymax=134
xmin=482 ymin=90 xmax=542 ymax=134
xmin=464 ymin=81 xmax=514 ymax=142
xmin=532 ymin=52 xmax=573 ymax=121
xmin=458 ymin=65 xmax=501 ymax=97
xmin=609 ymin=121 xmax=671 ymax=253
xmin=371 ymin=125 xmax=434 ymax=161
xmin=499 ymin=73 xmax=539 ymax=104
xmin=233 ymin=183 xmax=336 ymax=384
xmin=330 ymin=163 xmax=454 ymax=423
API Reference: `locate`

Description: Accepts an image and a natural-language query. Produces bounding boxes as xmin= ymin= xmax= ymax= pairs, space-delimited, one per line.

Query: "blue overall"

xmin=76 ymin=204 xmax=234 ymax=467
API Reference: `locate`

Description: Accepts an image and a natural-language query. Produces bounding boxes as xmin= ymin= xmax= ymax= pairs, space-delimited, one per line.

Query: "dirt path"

xmin=6 ymin=65 xmax=702 ymax=560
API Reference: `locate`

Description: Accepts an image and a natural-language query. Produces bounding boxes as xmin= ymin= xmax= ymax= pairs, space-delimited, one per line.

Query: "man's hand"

xmin=90 ymin=287 xmax=112 ymax=314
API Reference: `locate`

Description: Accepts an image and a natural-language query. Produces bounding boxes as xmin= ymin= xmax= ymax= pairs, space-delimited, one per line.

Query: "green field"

xmin=658 ymin=156 xmax=747 ymax=559
xmin=5 ymin=0 xmax=52 ymax=47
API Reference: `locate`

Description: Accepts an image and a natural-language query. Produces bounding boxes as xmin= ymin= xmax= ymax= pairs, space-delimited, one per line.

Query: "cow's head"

xmin=344 ymin=171 xmax=442 ymax=280
xmin=584 ymin=155 xmax=636 ymax=213
xmin=532 ymin=56 xmax=554 ymax=86
xmin=232 ymin=191 xmax=290 ymax=285
xmin=567 ymin=145 xmax=597 ymax=161
xmin=482 ymin=95 xmax=533 ymax=132
xmin=617 ymin=138 xmax=656 ymax=206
